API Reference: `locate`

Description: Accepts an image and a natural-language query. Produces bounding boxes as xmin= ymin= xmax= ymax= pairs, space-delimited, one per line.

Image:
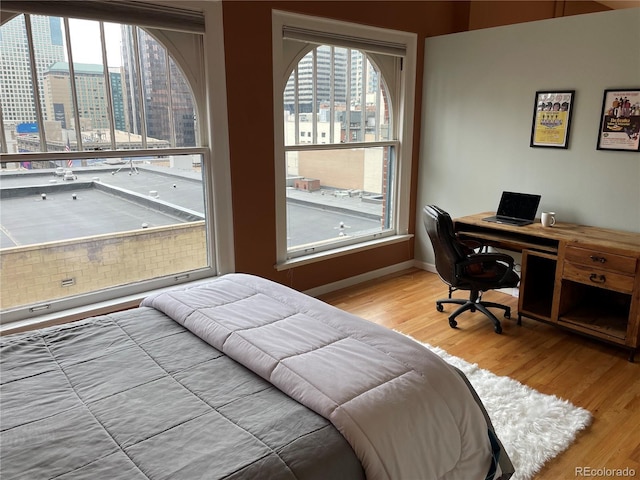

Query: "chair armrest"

xmin=458 ymin=253 xmax=515 ymax=283
xmin=458 ymin=237 xmax=485 ymax=252
xmin=467 ymin=252 xmax=514 ymax=267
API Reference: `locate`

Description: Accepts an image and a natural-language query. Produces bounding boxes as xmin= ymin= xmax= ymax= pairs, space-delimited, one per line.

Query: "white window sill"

xmin=0 ymin=276 xmax=218 ymax=336
xmin=275 ymin=234 xmax=413 ymax=271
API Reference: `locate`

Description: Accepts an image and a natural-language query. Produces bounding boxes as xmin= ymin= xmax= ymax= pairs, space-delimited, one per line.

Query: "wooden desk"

xmin=455 ymin=212 xmax=640 ymax=361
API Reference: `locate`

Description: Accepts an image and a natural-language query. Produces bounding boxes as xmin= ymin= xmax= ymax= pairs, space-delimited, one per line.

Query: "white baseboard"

xmin=413 ymin=260 xmax=437 ymax=274
xmin=303 ymin=260 xmax=417 ymax=297
xmin=500 ymin=287 xmax=520 ymax=298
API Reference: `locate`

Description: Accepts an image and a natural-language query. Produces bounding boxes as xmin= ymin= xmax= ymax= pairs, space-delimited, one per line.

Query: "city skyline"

xmin=1 ymin=13 xmax=196 ymax=153
xmin=2 ymin=12 xmax=387 ymax=156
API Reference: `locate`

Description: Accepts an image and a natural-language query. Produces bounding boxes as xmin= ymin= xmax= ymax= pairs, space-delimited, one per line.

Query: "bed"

xmin=0 ymin=273 xmax=514 ymax=480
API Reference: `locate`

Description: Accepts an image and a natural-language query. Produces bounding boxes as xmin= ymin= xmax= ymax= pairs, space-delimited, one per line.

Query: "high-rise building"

xmin=110 ymin=69 xmax=127 ymax=132
xmin=283 ymin=46 xmax=386 ymax=144
xmin=44 ymin=62 xmax=111 ymax=131
xmin=283 ymin=45 xmax=348 ymax=115
xmin=283 ymin=47 xmax=380 ymax=115
xmin=41 ymin=62 xmax=126 ymax=140
xmin=120 ymin=26 xmax=196 ymax=147
xmin=349 ymin=50 xmax=380 ymax=108
xmin=0 ymin=14 xmax=65 ymax=124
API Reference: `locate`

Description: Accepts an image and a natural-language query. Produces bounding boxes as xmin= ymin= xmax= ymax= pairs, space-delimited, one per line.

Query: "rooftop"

xmin=47 ymin=62 xmax=104 ymax=75
xmin=0 ymin=165 xmax=204 ymax=249
xmin=1 ymin=164 xmax=383 ymax=249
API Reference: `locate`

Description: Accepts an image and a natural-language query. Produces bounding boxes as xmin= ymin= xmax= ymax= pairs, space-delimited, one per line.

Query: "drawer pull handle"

xmin=589 ymin=273 xmax=606 ymax=284
xmin=589 ymin=255 xmax=607 ymax=263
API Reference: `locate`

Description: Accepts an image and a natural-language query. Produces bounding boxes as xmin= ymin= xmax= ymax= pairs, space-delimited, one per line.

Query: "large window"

xmin=272 ymin=12 xmax=417 ymax=265
xmin=0 ymin=3 xmax=231 ymax=325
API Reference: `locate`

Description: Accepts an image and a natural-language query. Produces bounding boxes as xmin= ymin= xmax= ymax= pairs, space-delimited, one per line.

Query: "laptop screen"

xmin=496 ymin=192 xmax=541 ymax=221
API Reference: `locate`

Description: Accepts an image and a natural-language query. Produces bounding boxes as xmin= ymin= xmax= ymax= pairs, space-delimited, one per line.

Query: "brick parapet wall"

xmin=0 ymin=222 xmax=206 ymax=310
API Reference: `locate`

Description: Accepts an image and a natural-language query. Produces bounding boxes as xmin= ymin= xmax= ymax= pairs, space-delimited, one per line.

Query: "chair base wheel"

xmin=435 ymin=295 xmax=511 ymax=334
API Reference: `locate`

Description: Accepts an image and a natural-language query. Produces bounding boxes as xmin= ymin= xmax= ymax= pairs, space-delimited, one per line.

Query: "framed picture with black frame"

xmin=530 ymin=90 xmax=575 ymax=149
xmin=596 ymin=88 xmax=640 ymax=152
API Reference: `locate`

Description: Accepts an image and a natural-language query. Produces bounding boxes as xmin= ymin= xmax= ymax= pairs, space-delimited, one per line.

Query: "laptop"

xmin=483 ymin=191 xmax=541 ymax=226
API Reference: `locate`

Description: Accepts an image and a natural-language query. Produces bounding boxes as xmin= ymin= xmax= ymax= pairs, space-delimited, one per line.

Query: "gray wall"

xmin=416 ymin=8 xmax=640 ymax=264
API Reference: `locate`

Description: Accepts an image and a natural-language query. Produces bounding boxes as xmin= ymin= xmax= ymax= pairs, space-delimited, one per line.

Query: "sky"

xmin=64 ymin=19 xmax=122 ymax=68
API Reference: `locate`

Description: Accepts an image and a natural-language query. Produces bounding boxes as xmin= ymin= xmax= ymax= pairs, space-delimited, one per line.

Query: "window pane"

xmin=120 ymin=24 xmax=144 ymax=148
xmin=169 ymin=57 xmax=197 ymax=147
xmin=368 ymin=59 xmax=391 ymax=141
xmin=284 ymin=46 xmax=390 ymax=147
xmin=283 ymin=74 xmax=296 ymax=146
xmin=105 ymin=23 xmax=127 ymax=134
xmin=285 ymin=146 xmax=394 ymax=253
xmin=0 ymin=15 xmax=66 ymax=152
xmin=332 ymin=47 xmax=348 ymax=143
xmin=1 ymin=15 xmax=198 ymax=154
xmin=1 ymin=12 xmax=213 ymax=319
xmin=282 ymin=44 xmax=398 ymax=257
xmin=0 ymin=153 xmax=207 ymax=311
xmin=139 ymin=29 xmax=171 ymax=146
xmin=67 ymin=19 xmax=109 ymax=149
xmin=42 ymin=58 xmax=77 ymax=151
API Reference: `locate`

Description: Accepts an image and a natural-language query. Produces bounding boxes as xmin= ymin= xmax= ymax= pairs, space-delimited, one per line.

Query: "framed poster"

xmin=530 ymin=90 xmax=575 ymax=148
xmin=596 ymin=89 xmax=640 ymax=152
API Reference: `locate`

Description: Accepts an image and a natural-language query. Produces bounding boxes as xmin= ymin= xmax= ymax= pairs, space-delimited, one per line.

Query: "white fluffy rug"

xmin=423 ymin=342 xmax=592 ymax=480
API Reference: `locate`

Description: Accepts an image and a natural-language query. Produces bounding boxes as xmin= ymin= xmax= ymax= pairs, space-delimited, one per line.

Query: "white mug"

xmin=541 ymin=212 xmax=556 ymax=227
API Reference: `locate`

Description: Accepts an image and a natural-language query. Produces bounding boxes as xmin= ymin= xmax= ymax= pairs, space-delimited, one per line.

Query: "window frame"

xmin=271 ymin=10 xmax=417 ymax=268
xmin=0 ymin=2 xmax=233 ymax=327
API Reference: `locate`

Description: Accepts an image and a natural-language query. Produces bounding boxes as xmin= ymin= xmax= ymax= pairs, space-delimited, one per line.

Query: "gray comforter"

xmin=0 ymin=307 xmax=364 ymax=479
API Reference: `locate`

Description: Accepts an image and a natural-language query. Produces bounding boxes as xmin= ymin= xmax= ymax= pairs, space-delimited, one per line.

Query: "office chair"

xmin=423 ymin=205 xmax=520 ymax=334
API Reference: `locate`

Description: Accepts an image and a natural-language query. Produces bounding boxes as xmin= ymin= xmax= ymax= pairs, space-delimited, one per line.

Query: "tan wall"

xmin=0 ymin=223 xmax=206 ymax=310
xmin=298 ymin=149 xmax=386 ymax=194
xmin=467 ymin=0 xmax=609 ymax=30
xmin=298 ymin=150 xmax=366 ymax=191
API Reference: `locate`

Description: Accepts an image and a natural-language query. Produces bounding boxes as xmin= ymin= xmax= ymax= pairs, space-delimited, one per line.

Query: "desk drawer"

xmin=564 ymin=246 xmax=637 ymax=275
xmin=562 ymin=262 xmax=635 ymax=294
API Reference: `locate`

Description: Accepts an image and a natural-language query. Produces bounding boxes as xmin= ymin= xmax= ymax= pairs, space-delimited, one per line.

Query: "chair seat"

xmin=456 ymin=264 xmax=520 ymax=292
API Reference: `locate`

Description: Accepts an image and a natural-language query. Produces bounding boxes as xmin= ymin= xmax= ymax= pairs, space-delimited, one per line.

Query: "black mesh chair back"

xmin=422 ymin=205 xmax=520 ymax=334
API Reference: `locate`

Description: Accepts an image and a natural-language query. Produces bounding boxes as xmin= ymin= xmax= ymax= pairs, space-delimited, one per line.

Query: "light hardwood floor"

xmin=318 ymin=268 xmax=640 ymax=480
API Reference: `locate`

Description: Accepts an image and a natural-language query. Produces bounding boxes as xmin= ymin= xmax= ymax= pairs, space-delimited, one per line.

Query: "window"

xmin=272 ymin=12 xmax=416 ymax=266
xmin=0 ymin=2 xmax=232 ymax=324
